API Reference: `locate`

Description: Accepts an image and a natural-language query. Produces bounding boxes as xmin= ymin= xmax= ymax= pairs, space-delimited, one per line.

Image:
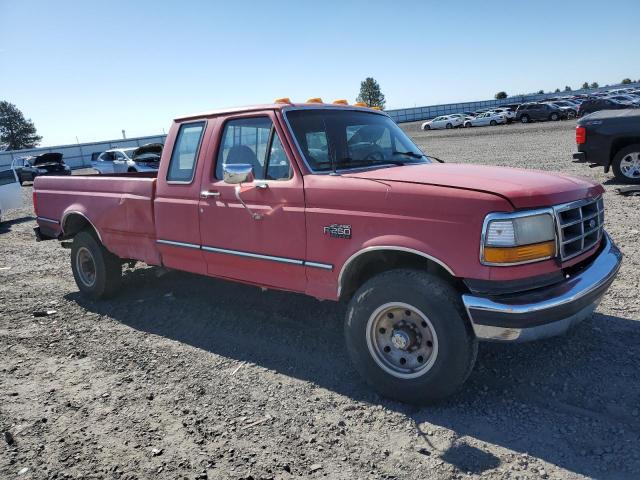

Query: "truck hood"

xmin=345 ymin=163 xmax=604 ymax=209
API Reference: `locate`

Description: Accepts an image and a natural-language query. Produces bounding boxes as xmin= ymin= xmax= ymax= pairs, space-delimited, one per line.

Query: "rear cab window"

xmin=167 ymin=122 xmax=206 ymax=183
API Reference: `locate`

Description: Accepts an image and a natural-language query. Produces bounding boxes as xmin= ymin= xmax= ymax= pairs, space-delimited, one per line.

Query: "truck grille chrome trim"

xmin=553 ymin=196 xmax=604 ymax=261
xmin=156 ymin=239 xmax=332 ymax=270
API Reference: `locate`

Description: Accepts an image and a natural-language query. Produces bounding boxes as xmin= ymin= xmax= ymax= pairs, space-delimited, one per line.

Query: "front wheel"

xmin=344 ymin=269 xmax=477 ymax=404
xmin=71 ymin=230 xmax=122 ymax=299
xmin=445 ymin=123 xmax=453 ymax=129
xmin=490 ymin=120 xmax=497 ymax=126
xmin=550 ymin=113 xmax=560 ymax=121
xmin=612 ymin=144 xmax=640 ymax=184
xmin=521 ymin=115 xmax=530 ymax=123
xmin=464 ymin=122 xmax=472 ymax=128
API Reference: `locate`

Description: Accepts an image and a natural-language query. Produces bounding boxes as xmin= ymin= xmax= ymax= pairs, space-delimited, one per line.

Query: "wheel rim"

xmin=522 ymin=116 xmax=528 ymax=123
xmin=552 ymin=114 xmax=558 ymax=120
xmin=366 ymin=302 xmax=439 ymax=379
xmin=620 ymin=152 xmax=640 ymax=179
xmin=76 ymin=246 xmax=97 ymax=287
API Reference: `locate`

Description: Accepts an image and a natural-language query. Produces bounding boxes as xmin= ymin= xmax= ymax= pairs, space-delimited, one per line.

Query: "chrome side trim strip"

xmin=157 ymin=239 xmax=201 ymax=250
xmin=304 ymin=261 xmax=333 ymax=270
xmin=37 ymin=216 xmax=60 ymax=225
xmin=156 ymin=239 xmax=334 ymax=270
xmin=202 ymin=245 xmax=304 ymax=265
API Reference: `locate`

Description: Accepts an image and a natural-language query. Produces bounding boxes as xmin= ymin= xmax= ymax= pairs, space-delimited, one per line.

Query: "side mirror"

xmin=223 ymin=164 xmax=254 ymax=184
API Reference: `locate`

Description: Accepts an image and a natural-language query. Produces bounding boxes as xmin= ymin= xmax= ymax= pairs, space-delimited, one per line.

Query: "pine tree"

xmin=0 ymin=101 xmax=42 ymax=150
xmin=356 ymin=77 xmax=386 ymax=109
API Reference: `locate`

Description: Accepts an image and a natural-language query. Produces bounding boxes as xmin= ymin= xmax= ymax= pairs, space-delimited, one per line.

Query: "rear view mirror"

xmin=223 ymin=164 xmax=254 ymax=184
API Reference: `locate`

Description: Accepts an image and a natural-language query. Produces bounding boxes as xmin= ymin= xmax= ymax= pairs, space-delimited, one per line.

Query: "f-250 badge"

xmin=324 ymin=224 xmax=352 ymax=239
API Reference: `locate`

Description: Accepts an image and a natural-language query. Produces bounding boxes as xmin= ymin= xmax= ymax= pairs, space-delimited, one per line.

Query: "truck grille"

xmin=554 ymin=197 xmax=604 ymax=261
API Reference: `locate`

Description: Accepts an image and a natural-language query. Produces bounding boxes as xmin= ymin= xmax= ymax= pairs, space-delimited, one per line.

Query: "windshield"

xmin=285 ymin=109 xmax=430 ymax=172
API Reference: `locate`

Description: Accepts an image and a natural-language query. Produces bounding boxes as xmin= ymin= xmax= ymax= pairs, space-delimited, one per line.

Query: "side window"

xmin=167 ymin=122 xmax=206 ymax=182
xmin=215 ymin=117 xmax=292 ymax=181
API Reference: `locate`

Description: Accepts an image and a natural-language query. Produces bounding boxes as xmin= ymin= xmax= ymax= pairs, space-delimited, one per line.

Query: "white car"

xmin=421 ymin=115 xmax=464 ymax=130
xmin=463 ymin=112 xmax=506 ymax=127
xmin=0 ymin=164 xmax=23 ymax=224
xmin=490 ymin=107 xmax=516 ymax=122
xmin=92 ymin=144 xmax=163 ymax=174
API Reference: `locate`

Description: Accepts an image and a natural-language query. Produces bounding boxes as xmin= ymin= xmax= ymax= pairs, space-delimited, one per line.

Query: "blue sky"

xmin=1 ymin=0 xmax=638 ymax=146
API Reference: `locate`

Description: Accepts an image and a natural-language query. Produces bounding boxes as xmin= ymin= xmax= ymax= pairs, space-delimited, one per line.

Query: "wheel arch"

xmin=61 ymin=210 xmax=103 ymax=242
xmin=338 ymin=246 xmax=459 ymax=301
xmin=610 ymin=138 xmax=640 ymax=167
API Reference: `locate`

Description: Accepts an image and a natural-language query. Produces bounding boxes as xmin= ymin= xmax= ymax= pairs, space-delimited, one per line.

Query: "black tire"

xmin=490 ymin=120 xmax=497 ymax=126
xmin=611 ymin=144 xmax=640 ymax=184
xmin=464 ymin=122 xmax=472 ymax=128
xmin=127 ymin=167 xmax=137 ymax=173
xmin=424 ymin=124 xmax=431 ymax=130
xmin=70 ymin=230 xmax=122 ymax=299
xmin=550 ymin=112 xmax=560 ymax=121
xmin=520 ymin=115 xmax=530 ymax=124
xmin=445 ymin=123 xmax=453 ymax=129
xmin=344 ymin=269 xmax=477 ymax=404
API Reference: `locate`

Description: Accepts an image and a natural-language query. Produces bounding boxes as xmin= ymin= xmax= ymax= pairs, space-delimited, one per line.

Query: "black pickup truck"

xmin=573 ymin=109 xmax=640 ymax=184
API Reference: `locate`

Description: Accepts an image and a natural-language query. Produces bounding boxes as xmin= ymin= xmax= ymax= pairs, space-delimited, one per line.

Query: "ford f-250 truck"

xmin=33 ymin=100 xmax=622 ymax=403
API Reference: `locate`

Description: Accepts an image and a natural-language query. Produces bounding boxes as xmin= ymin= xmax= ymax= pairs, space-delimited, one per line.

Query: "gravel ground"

xmin=1 ymin=120 xmax=639 ymax=480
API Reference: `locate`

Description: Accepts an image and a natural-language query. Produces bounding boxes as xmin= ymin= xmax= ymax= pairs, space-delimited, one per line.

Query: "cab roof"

xmin=173 ymin=102 xmax=386 ymax=122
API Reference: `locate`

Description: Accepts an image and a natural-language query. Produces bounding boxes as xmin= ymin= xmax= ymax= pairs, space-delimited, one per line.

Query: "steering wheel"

xmin=363 ymin=149 xmax=384 ymax=161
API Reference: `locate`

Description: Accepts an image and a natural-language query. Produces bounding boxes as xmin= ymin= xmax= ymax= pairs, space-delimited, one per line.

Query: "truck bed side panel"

xmin=34 ymin=175 xmax=161 ymax=265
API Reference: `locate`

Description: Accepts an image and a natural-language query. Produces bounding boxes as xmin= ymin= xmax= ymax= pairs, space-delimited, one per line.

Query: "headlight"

xmin=481 ymin=211 xmax=556 ymax=265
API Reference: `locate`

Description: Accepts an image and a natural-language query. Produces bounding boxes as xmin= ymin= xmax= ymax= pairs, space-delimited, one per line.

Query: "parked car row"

xmin=421 ymin=86 xmax=640 ymax=131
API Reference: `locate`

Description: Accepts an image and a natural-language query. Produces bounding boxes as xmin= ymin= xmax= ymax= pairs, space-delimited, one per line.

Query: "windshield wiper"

xmin=392 ymin=150 xmax=425 ymax=159
xmin=336 ymin=157 xmax=408 ymax=167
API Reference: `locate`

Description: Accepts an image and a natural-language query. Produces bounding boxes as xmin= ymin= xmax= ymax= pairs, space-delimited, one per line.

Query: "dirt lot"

xmin=1 ymin=120 xmax=639 ymax=480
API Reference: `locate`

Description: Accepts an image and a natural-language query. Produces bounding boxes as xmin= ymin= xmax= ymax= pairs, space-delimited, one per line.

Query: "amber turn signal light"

xmin=483 ymin=241 xmax=556 ymax=264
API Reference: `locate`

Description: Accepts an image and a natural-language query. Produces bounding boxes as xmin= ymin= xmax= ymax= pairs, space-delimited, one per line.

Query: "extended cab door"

xmin=154 ymin=121 xmax=209 ymax=275
xmin=197 ymin=111 xmax=306 ymax=291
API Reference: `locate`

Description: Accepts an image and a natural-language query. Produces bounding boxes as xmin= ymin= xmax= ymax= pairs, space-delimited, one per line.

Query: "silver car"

xmin=92 ymin=144 xmax=163 ymax=174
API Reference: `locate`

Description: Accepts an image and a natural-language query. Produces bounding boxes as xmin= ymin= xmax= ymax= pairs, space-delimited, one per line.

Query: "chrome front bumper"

xmin=462 ymin=233 xmax=622 ymax=342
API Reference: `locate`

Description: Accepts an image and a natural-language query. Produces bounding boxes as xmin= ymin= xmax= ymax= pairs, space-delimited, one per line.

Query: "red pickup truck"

xmin=33 ymin=100 xmax=622 ymax=403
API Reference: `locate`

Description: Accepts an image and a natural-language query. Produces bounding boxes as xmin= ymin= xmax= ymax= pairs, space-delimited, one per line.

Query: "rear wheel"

xmin=550 ymin=112 xmax=560 ymax=121
xmin=490 ymin=120 xmax=497 ymax=126
xmin=612 ymin=144 xmax=640 ymax=184
xmin=127 ymin=167 xmax=137 ymax=173
xmin=424 ymin=125 xmax=431 ymax=130
xmin=344 ymin=269 xmax=477 ymax=404
xmin=464 ymin=122 xmax=472 ymax=128
xmin=71 ymin=230 xmax=122 ymax=299
xmin=445 ymin=123 xmax=453 ymax=129
xmin=521 ymin=115 xmax=530 ymax=124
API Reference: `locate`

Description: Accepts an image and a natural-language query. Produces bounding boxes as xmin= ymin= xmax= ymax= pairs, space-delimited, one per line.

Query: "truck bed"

xmin=34 ymin=174 xmax=162 ymax=265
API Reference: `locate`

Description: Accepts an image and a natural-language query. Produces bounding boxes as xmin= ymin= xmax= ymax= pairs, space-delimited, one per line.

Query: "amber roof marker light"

xmin=332 ymin=99 xmax=349 ymax=105
xmin=306 ymin=97 xmax=324 ymax=104
xmin=353 ymin=102 xmax=367 ymax=107
xmin=274 ymin=97 xmax=292 ymax=104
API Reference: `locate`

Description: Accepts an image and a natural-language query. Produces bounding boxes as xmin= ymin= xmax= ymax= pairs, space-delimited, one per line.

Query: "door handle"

xmin=200 ymin=190 xmax=221 ymax=199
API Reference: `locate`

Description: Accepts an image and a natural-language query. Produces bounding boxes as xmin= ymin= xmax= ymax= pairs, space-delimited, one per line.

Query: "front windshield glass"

xmin=285 ymin=109 xmax=430 ymax=172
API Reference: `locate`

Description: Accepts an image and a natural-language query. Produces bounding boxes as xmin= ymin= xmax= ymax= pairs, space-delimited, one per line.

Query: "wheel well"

xmin=610 ymin=138 xmax=640 ymax=164
xmin=62 ymin=213 xmax=98 ymax=240
xmin=339 ymin=250 xmax=461 ymax=301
